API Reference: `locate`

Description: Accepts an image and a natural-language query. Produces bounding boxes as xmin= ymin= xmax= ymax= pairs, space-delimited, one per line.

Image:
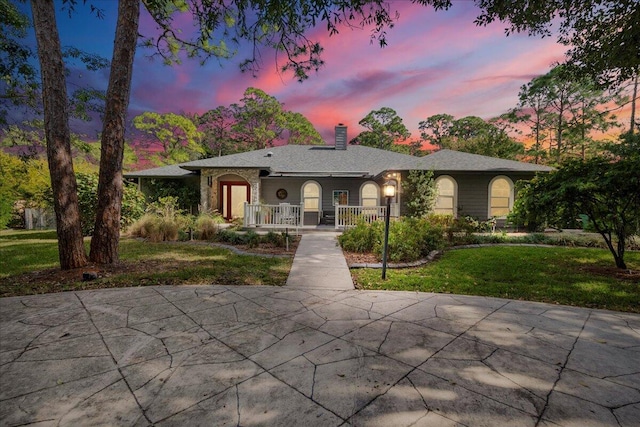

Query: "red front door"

xmin=220 ymin=181 xmax=250 ymax=220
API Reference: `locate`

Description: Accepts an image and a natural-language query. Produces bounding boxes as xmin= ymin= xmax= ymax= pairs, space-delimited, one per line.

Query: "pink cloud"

xmin=125 ymin=1 xmax=578 ymax=142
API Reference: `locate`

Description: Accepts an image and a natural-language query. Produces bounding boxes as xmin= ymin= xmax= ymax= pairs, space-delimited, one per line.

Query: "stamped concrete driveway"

xmin=1 ymin=285 xmax=639 ymax=426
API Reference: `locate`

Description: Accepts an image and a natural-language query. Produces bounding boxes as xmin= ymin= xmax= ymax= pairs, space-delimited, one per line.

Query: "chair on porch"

xmin=278 ymin=203 xmax=298 ymax=227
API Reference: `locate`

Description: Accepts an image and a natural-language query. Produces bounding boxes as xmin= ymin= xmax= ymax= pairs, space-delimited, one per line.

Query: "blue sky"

xmin=32 ymin=1 xmax=571 ymax=141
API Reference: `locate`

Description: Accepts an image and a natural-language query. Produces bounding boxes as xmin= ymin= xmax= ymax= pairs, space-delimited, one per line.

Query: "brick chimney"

xmin=335 ymin=124 xmax=347 ymax=150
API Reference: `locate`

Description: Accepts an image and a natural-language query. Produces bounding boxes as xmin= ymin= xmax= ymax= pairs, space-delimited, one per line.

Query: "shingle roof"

xmin=410 ymin=149 xmax=553 ymax=173
xmin=180 ymin=145 xmax=419 ymax=177
xmin=126 ymin=145 xmax=552 ymax=178
xmin=124 ymin=164 xmax=197 ymax=178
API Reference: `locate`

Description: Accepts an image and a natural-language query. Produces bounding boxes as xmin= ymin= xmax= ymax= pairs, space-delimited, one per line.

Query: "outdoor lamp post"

xmin=382 ymin=180 xmax=396 ymax=279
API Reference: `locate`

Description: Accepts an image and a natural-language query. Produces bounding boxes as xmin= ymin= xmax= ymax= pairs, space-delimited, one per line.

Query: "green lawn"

xmin=0 ymin=229 xmax=291 ymax=296
xmin=352 ymin=246 xmax=640 ymax=313
xmin=2 ymin=230 xmax=639 ymax=313
xmin=0 ymin=230 xmax=64 ymax=276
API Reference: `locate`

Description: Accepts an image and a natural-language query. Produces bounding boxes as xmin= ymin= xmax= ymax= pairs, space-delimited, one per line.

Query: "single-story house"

xmin=126 ymin=125 xmax=552 ymax=229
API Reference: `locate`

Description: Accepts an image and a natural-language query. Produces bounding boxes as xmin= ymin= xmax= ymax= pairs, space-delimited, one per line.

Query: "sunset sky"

xmin=44 ymin=1 xmax=572 ymax=141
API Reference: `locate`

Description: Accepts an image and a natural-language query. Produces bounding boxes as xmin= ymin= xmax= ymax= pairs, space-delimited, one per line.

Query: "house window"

xmin=360 ymin=182 xmax=379 ymax=207
xmin=434 ymin=176 xmax=457 ymax=216
xmin=302 ymin=181 xmax=321 ymax=212
xmin=333 ymin=190 xmax=349 ymax=206
xmin=489 ymin=176 xmax=514 ymax=217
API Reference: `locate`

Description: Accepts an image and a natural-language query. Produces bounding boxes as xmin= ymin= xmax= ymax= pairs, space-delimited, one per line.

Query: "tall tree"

xmin=510 ymin=81 xmax=553 ymax=164
xmin=350 ymin=107 xmax=410 ymax=150
xmin=510 ymin=136 xmax=640 ymax=269
xmin=513 ymin=66 xmax=623 ymax=163
xmin=193 ymin=93 xmax=322 ymax=155
xmin=418 ymin=113 xmax=454 ymax=147
xmin=627 ymin=70 xmax=638 ymax=135
xmin=30 ymin=0 xmax=87 ymax=269
xmin=89 ymin=0 xmax=140 ymax=264
xmin=133 ymin=112 xmax=204 ymax=164
xmin=193 ymin=106 xmax=237 ymax=157
xmin=283 ymin=112 xmax=324 ymax=145
xmin=231 ymin=87 xmax=288 ymax=150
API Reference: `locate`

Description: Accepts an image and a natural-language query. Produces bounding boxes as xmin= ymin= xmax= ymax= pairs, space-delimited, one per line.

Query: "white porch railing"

xmin=244 ymin=202 xmax=303 ymax=229
xmin=335 ymin=204 xmax=388 ymax=229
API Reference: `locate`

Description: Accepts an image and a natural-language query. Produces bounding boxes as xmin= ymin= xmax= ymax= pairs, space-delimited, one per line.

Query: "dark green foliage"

xmin=214 ymin=229 xmax=239 ymax=244
xmin=338 ymin=219 xmax=383 ymax=253
xmin=261 ymin=231 xmax=291 ymax=248
xmin=0 ymin=197 xmax=12 ymax=229
xmin=77 ymin=173 xmax=145 ymax=236
xmin=350 ymin=107 xmax=411 ymax=150
xmin=419 ymin=115 xmax=524 ymax=160
xmin=403 ymin=170 xmax=437 ymax=218
xmin=474 ymin=0 xmax=639 ymax=86
xmin=508 ymin=138 xmax=640 ymax=268
xmin=380 ymin=218 xmax=445 ymax=262
xmin=245 ymin=230 xmax=260 ymax=248
xmin=145 ymin=179 xmax=200 ymax=212
xmin=339 ymin=218 xmax=445 ymax=262
xmin=212 ymin=229 xmax=297 ymax=248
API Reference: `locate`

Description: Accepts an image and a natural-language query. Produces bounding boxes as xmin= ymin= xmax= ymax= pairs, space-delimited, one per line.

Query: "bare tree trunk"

xmin=31 ymin=0 xmax=87 ymax=269
xmin=89 ymin=0 xmax=140 ymax=264
xmin=631 ymin=70 xmax=638 ymax=135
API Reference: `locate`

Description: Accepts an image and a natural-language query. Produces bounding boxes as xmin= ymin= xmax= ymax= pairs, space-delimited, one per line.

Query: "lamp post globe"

xmin=382 ymin=180 xmax=395 ymax=279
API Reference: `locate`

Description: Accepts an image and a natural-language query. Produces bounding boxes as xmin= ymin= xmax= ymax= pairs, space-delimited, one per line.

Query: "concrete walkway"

xmin=1 ymin=286 xmax=639 ymax=426
xmin=286 ymin=232 xmax=354 ymax=290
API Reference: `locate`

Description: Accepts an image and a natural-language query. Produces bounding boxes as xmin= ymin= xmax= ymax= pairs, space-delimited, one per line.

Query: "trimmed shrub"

xmin=339 ymin=217 xmax=444 ymax=262
xmin=338 ymin=219 xmax=383 ymax=253
xmin=376 ymin=218 xmax=444 ymax=262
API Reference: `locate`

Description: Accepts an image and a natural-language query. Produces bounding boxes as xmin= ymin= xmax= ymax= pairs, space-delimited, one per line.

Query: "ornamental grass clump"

xmin=129 ymin=196 xmax=191 ymax=242
xmin=194 ymin=212 xmax=225 ymax=240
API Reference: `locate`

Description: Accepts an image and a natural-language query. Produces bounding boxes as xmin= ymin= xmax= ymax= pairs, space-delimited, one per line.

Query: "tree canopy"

xmin=419 ymin=114 xmax=524 ymax=160
xmin=510 ymin=65 xmax=624 ymax=164
xmin=509 ymin=134 xmax=640 ymax=269
xmin=190 ymin=87 xmax=323 ymax=157
xmin=141 ymin=0 xmax=452 ymax=81
xmin=133 ymin=112 xmax=204 ymax=164
xmin=350 ymin=107 xmax=410 ymax=150
xmin=474 ymin=0 xmax=640 ymax=86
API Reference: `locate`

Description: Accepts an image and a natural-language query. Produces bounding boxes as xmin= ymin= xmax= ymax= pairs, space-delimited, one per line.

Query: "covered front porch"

xmin=243 ymin=202 xmax=398 ymax=231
